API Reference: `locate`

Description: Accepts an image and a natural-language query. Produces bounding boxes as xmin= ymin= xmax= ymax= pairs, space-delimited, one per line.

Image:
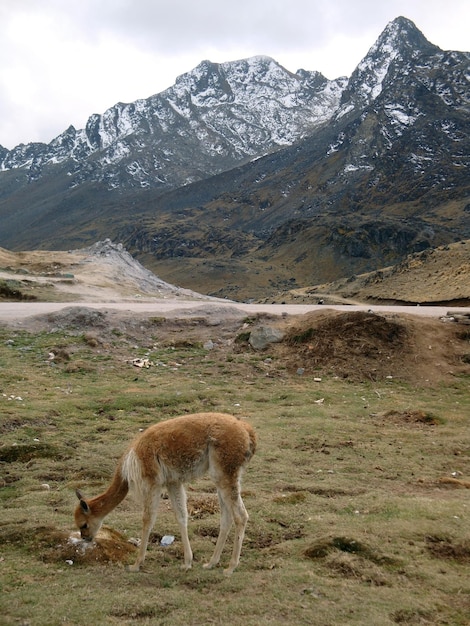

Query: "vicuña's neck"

xmin=90 ymin=463 xmax=129 ymax=517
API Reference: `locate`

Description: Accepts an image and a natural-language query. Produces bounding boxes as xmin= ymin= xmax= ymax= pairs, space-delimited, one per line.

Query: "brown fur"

xmin=74 ymin=412 xmax=256 ymax=575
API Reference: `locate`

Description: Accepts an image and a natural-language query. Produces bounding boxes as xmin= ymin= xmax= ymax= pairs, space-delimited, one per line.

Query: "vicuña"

xmin=74 ymin=412 xmax=257 ymax=575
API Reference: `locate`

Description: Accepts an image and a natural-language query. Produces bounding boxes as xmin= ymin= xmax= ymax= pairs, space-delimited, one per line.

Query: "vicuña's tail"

xmin=244 ymin=422 xmax=257 ymax=459
xmin=120 ymin=449 xmax=145 ymax=504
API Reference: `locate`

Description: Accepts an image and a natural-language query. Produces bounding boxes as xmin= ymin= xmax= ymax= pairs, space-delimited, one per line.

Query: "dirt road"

xmin=0 ymin=300 xmax=466 ymax=321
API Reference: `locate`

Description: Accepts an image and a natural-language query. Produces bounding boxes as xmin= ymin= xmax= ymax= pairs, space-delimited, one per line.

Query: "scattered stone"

xmin=448 ymin=312 xmax=470 ymax=324
xmin=128 ymin=358 xmax=153 ymax=368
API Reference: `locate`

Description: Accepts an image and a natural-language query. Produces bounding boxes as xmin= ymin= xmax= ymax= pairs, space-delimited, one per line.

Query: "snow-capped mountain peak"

xmin=337 ymin=16 xmax=442 ymax=113
xmin=0 ymin=54 xmax=345 ymax=189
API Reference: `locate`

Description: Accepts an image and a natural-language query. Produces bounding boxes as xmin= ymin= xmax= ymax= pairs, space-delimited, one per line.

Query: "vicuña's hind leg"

xmin=224 ymin=491 xmax=248 ymax=575
xmin=128 ymin=486 xmax=162 ymax=572
xmin=167 ymin=482 xmax=193 ymax=569
xmin=204 ymin=479 xmax=248 ymax=575
xmin=203 ymin=487 xmax=233 ymax=571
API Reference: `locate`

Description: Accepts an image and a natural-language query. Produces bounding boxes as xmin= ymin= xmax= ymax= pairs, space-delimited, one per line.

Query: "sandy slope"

xmin=0 ymin=240 xmax=219 ymax=303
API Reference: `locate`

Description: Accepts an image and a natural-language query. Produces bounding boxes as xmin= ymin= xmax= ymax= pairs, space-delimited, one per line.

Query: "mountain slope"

xmin=0 ymin=56 xmax=346 ymax=250
xmin=113 ymin=18 xmax=469 ymax=299
xmin=278 ymin=239 xmax=470 ymax=306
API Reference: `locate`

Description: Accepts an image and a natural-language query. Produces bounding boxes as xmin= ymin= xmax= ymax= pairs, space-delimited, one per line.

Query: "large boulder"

xmin=249 ymin=326 xmax=285 ymax=350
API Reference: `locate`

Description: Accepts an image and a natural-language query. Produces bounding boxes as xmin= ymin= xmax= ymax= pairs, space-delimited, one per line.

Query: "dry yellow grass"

xmin=285 ymin=239 xmax=470 ymax=306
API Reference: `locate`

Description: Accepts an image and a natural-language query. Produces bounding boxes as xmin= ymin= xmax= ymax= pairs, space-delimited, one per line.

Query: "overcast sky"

xmin=0 ymin=0 xmax=468 ymax=149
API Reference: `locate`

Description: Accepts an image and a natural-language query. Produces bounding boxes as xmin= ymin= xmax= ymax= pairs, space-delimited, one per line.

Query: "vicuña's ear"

xmin=80 ymin=500 xmax=91 ymax=514
xmin=75 ymin=488 xmax=91 ymax=514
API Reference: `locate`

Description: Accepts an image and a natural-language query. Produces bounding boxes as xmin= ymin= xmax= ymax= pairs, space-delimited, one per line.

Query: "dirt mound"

xmin=275 ymin=310 xmax=470 ymax=384
xmin=44 ymin=306 xmax=108 ymax=330
xmin=0 ymin=524 xmax=136 ymax=565
xmin=425 ymin=536 xmax=470 ymax=562
xmin=61 ymin=527 xmax=137 ymax=565
xmin=377 ymin=409 xmax=442 ymax=426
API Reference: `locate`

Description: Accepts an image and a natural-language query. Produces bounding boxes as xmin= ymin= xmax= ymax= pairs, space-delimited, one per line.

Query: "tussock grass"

xmin=0 ymin=279 xmax=37 ymax=301
xmin=0 ymin=323 xmax=469 ymax=625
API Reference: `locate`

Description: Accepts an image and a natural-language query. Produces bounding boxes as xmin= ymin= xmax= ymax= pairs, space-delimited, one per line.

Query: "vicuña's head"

xmin=74 ymin=489 xmax=102 ymax=542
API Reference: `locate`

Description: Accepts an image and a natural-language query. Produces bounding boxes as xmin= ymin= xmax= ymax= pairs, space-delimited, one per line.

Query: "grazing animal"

xmin=74 ymin=412 xmax=257 ymax=575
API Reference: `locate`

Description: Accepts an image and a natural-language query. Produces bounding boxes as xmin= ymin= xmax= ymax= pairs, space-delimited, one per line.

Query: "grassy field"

xmin=1 ymin=318 xmax=469 ymax=625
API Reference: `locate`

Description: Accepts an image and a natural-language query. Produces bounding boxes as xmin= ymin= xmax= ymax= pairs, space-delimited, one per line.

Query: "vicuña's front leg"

xmin=167 ymin=482 xmax=193 ymax=570
xmin=128 ymin=488 xmax=161 ymax=572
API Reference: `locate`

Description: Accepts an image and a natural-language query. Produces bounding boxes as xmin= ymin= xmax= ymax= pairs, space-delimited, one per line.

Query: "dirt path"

xmin=0 ymin=300 xmax=466 ymax=322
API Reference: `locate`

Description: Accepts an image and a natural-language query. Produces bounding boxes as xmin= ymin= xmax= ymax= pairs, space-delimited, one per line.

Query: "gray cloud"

xmin=0 ymin=0 xmax=468 ymax=148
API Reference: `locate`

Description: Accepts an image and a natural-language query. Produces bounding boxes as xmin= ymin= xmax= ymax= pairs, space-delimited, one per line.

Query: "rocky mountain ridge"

xmin=115 ymin=16 xmax=469 ymax=299
xmin=0 ymin=57 xmax=345 ymax=191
